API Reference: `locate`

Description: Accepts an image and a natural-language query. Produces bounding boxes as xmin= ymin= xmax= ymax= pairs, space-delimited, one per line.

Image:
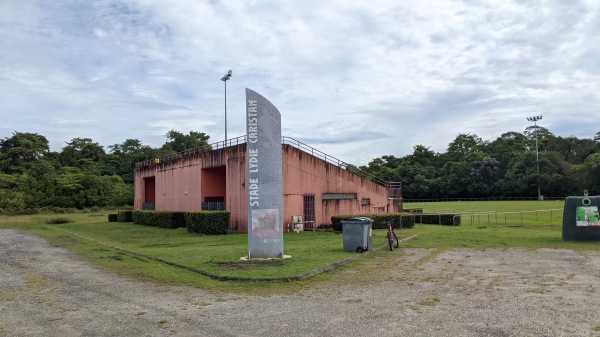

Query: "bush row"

xmin=331 ymin=213 xmax=416 ymax=231
xmin=185 ymin=211 xmax=230 ymax=235
xmin=114 ymin=210 xmax=230 ymax=235
xmin=415 ymin=214 xmax=461 ymax=226
xmin=117 ymin=210 xmax=133 ymax=222
xmin=132 ymin=211 xmax=186 ymax=229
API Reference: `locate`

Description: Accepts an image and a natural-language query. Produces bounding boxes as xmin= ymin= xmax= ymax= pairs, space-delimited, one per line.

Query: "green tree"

xmin=582 ymin=153 xmax=600 ymax=194
xmin=446 ymin=134 xmax=484 ymax=160
xmin=0 ymin=132 xmax=50 ymax=174
xmin=0 ymin=173 xmax=29 ymax=214
xmin=545 ymin=136 xmax=597 ymax=164
xmin=59 ymin=138 xmax=107 ymax=173
xmin=468 ymin=155 xmax=501 ymax=197
xmin=484 ymin=132 xmax=528 ymax=175
xmin=108 ymin=139 xmax=159 ymax=184
xmin=162 ymin=130 xmax=211 ymax=153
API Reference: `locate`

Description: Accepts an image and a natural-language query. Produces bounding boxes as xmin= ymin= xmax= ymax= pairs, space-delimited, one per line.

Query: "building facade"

xmin=134 ymin=137 xmax=402 ymax=232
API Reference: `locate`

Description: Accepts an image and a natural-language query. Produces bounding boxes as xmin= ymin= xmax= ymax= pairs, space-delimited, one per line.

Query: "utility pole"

xmin=527 ymin=115 xmax=543 ymax=200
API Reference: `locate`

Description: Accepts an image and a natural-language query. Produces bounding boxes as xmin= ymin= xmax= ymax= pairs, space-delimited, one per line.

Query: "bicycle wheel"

xmin=387 ymin=232 xmax=394 ymax=251
xmin=392 ymin=232 xmax=399 ymax=248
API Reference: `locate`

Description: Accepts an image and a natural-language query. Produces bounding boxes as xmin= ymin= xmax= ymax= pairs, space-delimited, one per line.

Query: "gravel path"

xmin=1 ymin=229 xmax=599 ymax=337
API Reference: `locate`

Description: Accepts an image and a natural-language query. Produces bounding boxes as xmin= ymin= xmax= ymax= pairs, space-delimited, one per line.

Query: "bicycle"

xmin=386 ymin=221 xmax=399 ymax=251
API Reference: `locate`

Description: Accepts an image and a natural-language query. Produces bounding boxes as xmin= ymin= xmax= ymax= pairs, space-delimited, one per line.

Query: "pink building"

xmin=134 ymin=137 xmax=402 ymax=232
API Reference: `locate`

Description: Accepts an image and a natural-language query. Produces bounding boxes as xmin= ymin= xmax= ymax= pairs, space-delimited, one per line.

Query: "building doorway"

xmin=143 ymin=176 xmax=155 ymax=210
xmin=201 ymin=166 xmax=226 ymax=210
xmin=303 ymin=194 xmax=315 ymax=230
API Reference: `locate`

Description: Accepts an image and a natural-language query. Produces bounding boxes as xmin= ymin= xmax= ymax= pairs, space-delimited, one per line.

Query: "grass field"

xmin=1 ymin=200 xmax=598 ymax=291
xmin=405 ymin=200 xmax=565 ymax=227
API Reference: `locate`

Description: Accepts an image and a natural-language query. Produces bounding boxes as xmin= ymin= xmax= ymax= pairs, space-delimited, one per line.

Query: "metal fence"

xmin=405 ymin=197 xmax=566 ymax=202
xmin=455 ymin=209 xmax=563 ymax=227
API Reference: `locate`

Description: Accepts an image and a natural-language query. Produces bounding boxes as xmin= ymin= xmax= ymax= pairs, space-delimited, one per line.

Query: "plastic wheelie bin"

xmin=341 ymin=217 xmax=373 ymax=253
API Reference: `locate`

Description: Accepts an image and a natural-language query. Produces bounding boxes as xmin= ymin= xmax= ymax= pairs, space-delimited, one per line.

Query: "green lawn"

xmin=0 ymin=213 xmax=396 ymax=290
xmin=405 ymin=200 xmax=565 ymax=227
xmin=1 ymin=201 xmax=598 ymax=292
xmin=405 ymin=200 xmax=565 ymax=213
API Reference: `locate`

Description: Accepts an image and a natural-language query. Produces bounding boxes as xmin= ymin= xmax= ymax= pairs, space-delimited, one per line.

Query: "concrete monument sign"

xmin=246 ymin=88 xmax=284 ymax=258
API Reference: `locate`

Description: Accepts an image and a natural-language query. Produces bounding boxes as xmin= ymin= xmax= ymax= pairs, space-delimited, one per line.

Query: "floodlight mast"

xmin=220 ymin=70 xmax=232 ymax=143
xmin=526 ymin=115 xmax=543 ymax=200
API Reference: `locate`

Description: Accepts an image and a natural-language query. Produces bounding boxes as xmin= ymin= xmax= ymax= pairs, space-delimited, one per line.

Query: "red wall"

xmin=281 ymin=145 xmax=392 ymax=230
xmin=134 ymin=144 xmax=399 ymax=232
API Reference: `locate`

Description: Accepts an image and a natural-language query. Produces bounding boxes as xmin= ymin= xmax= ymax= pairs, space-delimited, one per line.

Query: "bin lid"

xmin=341 ymin=217 xmax=373 ymax=224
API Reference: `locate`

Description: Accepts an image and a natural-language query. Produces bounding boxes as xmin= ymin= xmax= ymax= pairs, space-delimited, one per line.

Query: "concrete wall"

xmin=281 ymin=144 xmax=392 ymax=229
xmin=134 ymin=143 xmax=400 ymax=232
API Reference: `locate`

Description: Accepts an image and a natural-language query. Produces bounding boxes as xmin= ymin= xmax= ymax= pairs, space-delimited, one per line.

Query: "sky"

xmin=1 ymin=0 xmax=599 ymax=165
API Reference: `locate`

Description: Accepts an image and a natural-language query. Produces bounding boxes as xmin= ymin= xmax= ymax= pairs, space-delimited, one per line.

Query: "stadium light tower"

xmin=527 ymin=115 xmax=543 ymax=200
xmin=220 ymin=70 xmax=232 ymax=143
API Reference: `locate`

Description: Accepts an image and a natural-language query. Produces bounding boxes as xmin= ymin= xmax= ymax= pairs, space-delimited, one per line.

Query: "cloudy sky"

xmin=1 ymin=0 xmax=599 ymax=165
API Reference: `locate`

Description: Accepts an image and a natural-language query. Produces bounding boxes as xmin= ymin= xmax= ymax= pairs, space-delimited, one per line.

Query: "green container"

xmin=562 ymin=195 xmax=600 ymax=241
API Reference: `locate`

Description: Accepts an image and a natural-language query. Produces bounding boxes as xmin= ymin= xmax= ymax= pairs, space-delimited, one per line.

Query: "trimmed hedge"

xmin=416 ymin=213 xmax=461 ymax=226
xmin=108 ymin=214 xmax=118 ymax=222
xmin=132 ymin=211 xmax=186 ymax=229
xmin=130 ymin=210 xmax=231 ymax=234
xmin=117 ymin=210 xmax=133 ymax=222
xmin=186 ymin=211 xmax=230 ymax=235
xmin=331 ymin=213 xmax=416 ymax=231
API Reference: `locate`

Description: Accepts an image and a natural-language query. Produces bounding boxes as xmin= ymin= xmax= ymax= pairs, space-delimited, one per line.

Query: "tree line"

xmin=1 ymin=127 xmax=599 ymax=214
xmin=359 ymin=128 xmax=600 ymax=200
xmin=0 ymin=130 xmax=210 ymax=214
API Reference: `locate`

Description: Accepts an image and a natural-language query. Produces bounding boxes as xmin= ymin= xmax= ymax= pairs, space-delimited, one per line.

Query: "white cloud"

xmin=0 ymin=0 xmax=598 ymax=163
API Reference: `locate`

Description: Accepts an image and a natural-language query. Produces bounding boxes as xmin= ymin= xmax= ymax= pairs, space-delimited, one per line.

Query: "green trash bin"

xmin=563 ymin=194 xmax=600 ymax=241
xmin=341 ymin=217 xmax=373 ymax=253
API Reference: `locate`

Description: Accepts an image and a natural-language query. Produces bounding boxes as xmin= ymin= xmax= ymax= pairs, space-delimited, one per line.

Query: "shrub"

xmin=45 ymin=217 xmax=72 ymax=224
xmin=117 ymin=210 xmax=133 ymax=222
xmin=132 ymin=211 xmax=186 ymax=229
xmin=185 ymin=211 xmax=230 ymax=235
xmin=331 ymin=213 xmax=415 ymax=231
xmin=108 ymin=214 xmax=118 ymax=222
xmin=415 ymin=214 xmax=461 ymax=226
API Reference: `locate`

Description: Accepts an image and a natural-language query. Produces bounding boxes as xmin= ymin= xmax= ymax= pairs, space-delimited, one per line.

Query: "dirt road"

xmin=1 ymin=229 xmax=599 ymax=337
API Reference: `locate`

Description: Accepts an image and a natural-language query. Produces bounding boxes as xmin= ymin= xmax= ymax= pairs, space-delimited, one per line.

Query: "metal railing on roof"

xmin=281 ymin=137 xmax=401 ymax=192
xmin=135 ymin=135 xmax=247 ymax=168
xmin=135 ymin=135 xmax=401 ymax=193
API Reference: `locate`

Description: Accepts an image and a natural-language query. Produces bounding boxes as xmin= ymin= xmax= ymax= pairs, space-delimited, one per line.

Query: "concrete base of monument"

xmin=239 ymin=255 xmax=292 ymax=261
